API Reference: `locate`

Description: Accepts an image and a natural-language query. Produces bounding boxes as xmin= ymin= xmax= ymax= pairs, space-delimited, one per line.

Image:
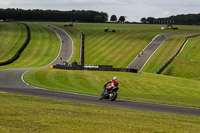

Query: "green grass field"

xmin=0 ymin=22 xmax=27 ymax=62
xmin=0 ymin=23 xmax=60 ymax=70
xmin=1 ymin=92 xmax=200 ymax=132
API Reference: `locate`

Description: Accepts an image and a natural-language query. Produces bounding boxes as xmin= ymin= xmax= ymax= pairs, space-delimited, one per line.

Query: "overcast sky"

xmin=0 ymin=0 xmax=200 ymax=22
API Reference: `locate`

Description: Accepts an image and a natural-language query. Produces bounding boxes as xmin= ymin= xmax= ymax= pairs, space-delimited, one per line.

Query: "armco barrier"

xmin=155 ymin=34 xmax=200 ymax=74
xmin=0 ymin=23 xmax=30 ymax=66
xmin=79 ymin=32 xmax=84 ymax=66
xmin=53 ymin=64 xmax=138 ymax=73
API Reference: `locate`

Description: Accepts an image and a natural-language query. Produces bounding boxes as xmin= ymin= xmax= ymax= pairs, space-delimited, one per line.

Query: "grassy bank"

xmin=0 ymin=23 xmax=60 ymax=70
xmin=0 ymin=22 xmax=27 ymax=62
xmin=1 ymin=92 xmax=200 ymax=132
xmin=24 ymin=68 xmax=200 ymax=108
xmin=162 ymin=36 xmax=200 ymax=80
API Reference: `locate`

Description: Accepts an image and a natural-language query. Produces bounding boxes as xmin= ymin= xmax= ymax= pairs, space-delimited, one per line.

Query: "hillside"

xmin=0 ymin=22 xmax=27 ymax=62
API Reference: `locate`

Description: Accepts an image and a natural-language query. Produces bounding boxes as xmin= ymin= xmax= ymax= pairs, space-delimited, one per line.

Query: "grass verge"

xmin=24 ymin=68 xmax=200 ymax=108
xmin=1 ymin=92 xmax=200 ymax=132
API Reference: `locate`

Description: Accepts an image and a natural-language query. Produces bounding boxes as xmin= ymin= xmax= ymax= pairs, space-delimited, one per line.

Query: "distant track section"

xmin=0 ymin=23 xmax=30 ymax=66
xmin=127 ymin=33 xmax=186 ymax=72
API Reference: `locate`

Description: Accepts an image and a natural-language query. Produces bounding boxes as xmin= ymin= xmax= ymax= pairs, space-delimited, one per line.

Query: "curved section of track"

xmin=0 ymin=26 xmax=199 ymax=116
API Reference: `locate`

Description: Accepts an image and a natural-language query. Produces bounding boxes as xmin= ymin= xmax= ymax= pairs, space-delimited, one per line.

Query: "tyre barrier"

xmin=155 ymin=34 xmax=200 ymax=74
xmin=52 ymin=64 xmax=138 ymax=73
xmin=0 ymin=23 xmax=31 ymax=66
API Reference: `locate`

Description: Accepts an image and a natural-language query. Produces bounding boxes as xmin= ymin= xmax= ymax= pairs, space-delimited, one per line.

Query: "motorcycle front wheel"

xmin=99 ymin=92 xmax=105 ymax=100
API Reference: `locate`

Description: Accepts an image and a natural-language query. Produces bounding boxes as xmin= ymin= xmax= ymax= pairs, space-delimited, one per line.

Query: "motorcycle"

xmin=99 ymin=85 xmax=119 ymax=101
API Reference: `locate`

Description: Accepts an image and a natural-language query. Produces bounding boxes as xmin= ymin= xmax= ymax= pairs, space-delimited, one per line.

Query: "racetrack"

xmin=0 ymin=24 xmax=200 ymax=116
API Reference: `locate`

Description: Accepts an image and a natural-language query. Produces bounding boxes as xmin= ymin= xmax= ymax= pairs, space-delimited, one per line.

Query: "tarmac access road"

xmin=0 ymin=25 xmax=200 ymax=116
xmin=127 ymin=33 xmax=187 ymax=72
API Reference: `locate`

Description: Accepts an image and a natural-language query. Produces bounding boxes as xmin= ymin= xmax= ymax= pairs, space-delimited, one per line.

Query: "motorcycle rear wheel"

xmin=109 ymin=92 xmax=117 ymax=101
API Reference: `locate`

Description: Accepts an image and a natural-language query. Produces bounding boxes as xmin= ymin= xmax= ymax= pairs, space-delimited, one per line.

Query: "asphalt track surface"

xmin=0 ymin=25 xmax=200 ymax=116
xmin=127 ymin=33 xmax=187 ymax=72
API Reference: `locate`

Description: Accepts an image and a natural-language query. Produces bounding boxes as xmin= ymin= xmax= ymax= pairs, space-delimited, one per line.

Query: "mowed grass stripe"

xmin=85 ymin=33 xmax=119 ymax=65
xmin=0 ymin=23 xmax=60 ymax=69
xmin=87 ymin=33 xmax=122 ymax=65
xmin=0 ymin=23 xmax=27 ymax=62
xmin=24 ymin=68 xmax=200 ymax=108
xmin=1 ymin=23 xmax=23 ymax=61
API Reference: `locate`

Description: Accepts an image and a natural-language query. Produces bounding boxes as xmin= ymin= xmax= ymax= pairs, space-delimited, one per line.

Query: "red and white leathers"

xmin=105 ymin=79 xmax=118 ymax=90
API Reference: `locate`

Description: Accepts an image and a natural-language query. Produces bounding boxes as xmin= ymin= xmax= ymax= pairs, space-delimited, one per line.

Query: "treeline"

xmin=168 ymin=14 xmax=200 ymax=25
xmin=141 ymin=13 xmax=200 ymax=25
xmin=0 ymin=8 xmax=108 ymax=22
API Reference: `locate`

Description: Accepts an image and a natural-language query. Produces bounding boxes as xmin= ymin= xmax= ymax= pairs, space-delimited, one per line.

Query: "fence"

xmin=0 ymin=23 xmax=31 ymax=66
xmin=155 ymin=34 xmax=200 ymax=74
xmin=79 ymin=32 xmax=84 ymax=66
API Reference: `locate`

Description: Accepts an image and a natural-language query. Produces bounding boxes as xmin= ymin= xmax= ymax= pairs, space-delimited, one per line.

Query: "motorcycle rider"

xmin=104 ymin=77 xmax=119 ymax=92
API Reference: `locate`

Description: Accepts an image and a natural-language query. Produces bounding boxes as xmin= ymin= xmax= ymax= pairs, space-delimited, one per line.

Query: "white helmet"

xmin=113 ymin=77 xmax=117 ymax=80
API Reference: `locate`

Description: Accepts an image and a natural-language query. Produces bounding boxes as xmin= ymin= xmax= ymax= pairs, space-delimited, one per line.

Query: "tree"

xmin=118 ymin=16 xmax=125 ymax=23
xmin=0 ymin=8 xmax=108 ymax=23
xmin=94 ymin=15 xmax=104 ymax=23
xmin=110 ymin=15 xmax=117 ymax=22
xmin=146 ymin=17 xmax=155 ymax=24
xmin=140 ymin=17 xmax=147 ymax=23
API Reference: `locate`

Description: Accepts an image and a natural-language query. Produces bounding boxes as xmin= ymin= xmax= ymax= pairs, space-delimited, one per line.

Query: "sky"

xmin=0 ymin=0 xmax=200 ymax=22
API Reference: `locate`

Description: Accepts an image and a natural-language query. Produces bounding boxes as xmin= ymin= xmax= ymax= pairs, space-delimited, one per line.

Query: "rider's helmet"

xmin=113 ymin=77 xmax=117 ymax=80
